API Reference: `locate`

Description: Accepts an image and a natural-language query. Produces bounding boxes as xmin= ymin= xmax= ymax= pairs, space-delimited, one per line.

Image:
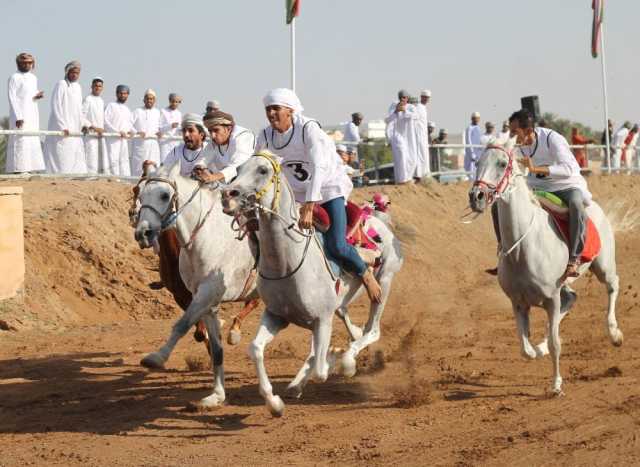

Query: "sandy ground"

xmin=1 ymin=175 xmax=639 ymax=466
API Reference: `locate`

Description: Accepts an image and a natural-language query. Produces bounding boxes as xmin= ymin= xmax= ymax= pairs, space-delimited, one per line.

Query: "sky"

xmin=1 ymin=0 xmax=637 ymax=135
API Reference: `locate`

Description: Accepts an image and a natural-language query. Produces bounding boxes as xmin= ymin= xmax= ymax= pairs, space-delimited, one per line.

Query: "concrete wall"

xmin=0 ymin=187 xmax=24 ymax=300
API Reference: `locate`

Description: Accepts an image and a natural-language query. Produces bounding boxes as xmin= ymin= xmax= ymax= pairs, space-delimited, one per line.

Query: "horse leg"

xmin=199 ymin=310 xmax=226 ymax=408
xmin=287 ymin=338 xmax=316 ymax=399
xmin=512 ymin=302 xmax=538 ymax=360
xmin=249 ymin=310 xmax=288 ymax=417
xmin=312 ymin=316 xmax=334 ymax=383
xmin=543 ymin=295 xmax=564 ymax=395
xmin=141 ymin=282 xmax=221 ymax=369
xmin=336 ymin=306 xmax=363 ymax=341
xmin=535 ymin=286 xmax=575 ymax=357
xmin=227 ymin=298 xmax=260 ymax=346
xmin=591 ymin=258 xmax=623 ymax=346
xmin=341 ymin=268 xmax=394 ymax=378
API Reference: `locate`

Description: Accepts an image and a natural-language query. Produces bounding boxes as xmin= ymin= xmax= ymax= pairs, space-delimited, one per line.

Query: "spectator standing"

xmin=44 ymin=61 xmax=87 ymax=174
xmin=600 ymin=119 xmax=614 ymax=168
xmin=385 ymin=89 xmax=421 ymax=184
xmin=464 ymin=111 xmax=483 ymax=178
xmin=131 ymin=89 xmax=161 ymax=175
xmin=414 ymin=89 xmax=431 ymax=177
xmin=6 ymin=52 xmax=45 ymax=173
xmin=343 ymin=112 xmax=363 ymax=158
xmin=159 ymin=93 xmax=183 ymax=163
xmin=621 ymin=124 xmax=638 ymax=172
xmin=497 ymin=121 xmax=510 ymax=141
xmin=82 ymin=77 xmax=106 ymax=174
xmin=205 ymin=100 xmax=220 ymax=114
xmin=611 ymin=121 xmax=631 ymax=170
xmin=570 ymin=127 xmax=594 ymax=169
xmin=480 ymin=121 xmax=496 ymax=145
xmin=104 ymin=84 xmax=134 ymax=176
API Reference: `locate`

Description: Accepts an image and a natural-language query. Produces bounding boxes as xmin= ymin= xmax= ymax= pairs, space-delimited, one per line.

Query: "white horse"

xmin=222 ymin=151 xmax=403 ymax=417
xmin=468 ymin=139 xmax=623 ymax=395
xmin=134 ymin=163 xmax=259 ymax=408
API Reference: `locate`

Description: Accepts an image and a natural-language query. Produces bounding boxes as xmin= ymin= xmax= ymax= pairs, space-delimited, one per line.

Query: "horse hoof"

xmin=551 ymin=388 xmax=565 ymax=398
xmin=227 ymin=329 xmax=242 ymax=346
xmin=534 ymin=341 xmax=549 ymax=358
xmin=610 ymin=329 xmax=624 ymax=347
xmin=141 ymin=352 xmax=165 ymax=370
xmin=341 ymin=353 xmax=357 ymax=378
xmin=520 ymin=347 xmax=537 ymax=360
xmin=285 ymin=384 xmax=304 ymax=399
xmin=199 ymin=393 xmax=225 ymax=409
xmin=266 ymin=395 xmax=285 ymax=417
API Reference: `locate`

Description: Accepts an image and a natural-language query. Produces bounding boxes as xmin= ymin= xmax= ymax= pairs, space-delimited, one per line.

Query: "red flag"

xmin=286 ymin=0 xmax=301 ymax=24
xmin=591 ymin=0 xmax=604 ymax=58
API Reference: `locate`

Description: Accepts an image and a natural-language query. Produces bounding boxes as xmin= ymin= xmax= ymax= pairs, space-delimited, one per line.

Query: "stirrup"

xmin=561 ymin=260 xmax=580 ymax=281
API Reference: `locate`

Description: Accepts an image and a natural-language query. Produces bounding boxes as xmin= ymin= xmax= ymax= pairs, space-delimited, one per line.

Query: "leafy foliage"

xmin=0 ymin=116 xmax=8 ymax=171
xmin=540 ymin=112 xmax=599 ymax=141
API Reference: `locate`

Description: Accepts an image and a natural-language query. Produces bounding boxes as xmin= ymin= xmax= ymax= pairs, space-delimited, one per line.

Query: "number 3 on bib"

xmin=285 ymin=161 xmax=310 ymax=182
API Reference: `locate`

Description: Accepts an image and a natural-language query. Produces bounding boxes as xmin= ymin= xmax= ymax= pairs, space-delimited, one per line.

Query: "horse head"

xmin=222 ymin=151 xmax=282 ymax=217
xmin=134 ymin=162 xmax=181 ymax=248
xmin=469 ymin=136 xmax=519 ymax=213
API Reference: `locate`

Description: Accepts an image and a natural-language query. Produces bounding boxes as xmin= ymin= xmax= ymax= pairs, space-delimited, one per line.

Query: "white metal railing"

xmin=0 ymin=129 xmax=637 ymax=184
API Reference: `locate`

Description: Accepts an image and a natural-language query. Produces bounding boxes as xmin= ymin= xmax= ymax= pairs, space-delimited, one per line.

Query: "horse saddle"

xmin=534 ymin=190 xmax=601 ymax=262
xmin=313 ymin=201 xmax=382 ymax=267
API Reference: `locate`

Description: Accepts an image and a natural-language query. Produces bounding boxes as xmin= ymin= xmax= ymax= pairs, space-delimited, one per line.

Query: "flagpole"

xmin=290 ymin=17 xmax=296 ymax=92
xmin=600 ymin=21 xmax=611 ymax=173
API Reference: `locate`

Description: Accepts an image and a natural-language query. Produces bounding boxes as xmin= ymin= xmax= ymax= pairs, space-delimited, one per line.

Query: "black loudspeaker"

xmin=520 ymin=95 xmax=540 ymax=122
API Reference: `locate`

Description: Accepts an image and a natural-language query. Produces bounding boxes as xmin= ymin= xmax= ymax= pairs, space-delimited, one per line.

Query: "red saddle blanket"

xmin=313 ymin=201 xmax=379 ymax=250
xmin=544 ymin=208 xmax=601 ymax=263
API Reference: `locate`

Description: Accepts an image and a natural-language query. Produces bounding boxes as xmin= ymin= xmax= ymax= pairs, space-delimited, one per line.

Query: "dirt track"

xmin=1 ymin=176 xmax=639 ymax=466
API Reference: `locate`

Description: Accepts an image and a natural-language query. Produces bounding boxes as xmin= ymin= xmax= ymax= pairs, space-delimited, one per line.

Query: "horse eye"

xmin=258 ymin=166 xmax=268 ymax=175
xmin=498 ymin=160 xmax=507 ymax=168
xmin=160 ymin=192 xmax=170 ymax=201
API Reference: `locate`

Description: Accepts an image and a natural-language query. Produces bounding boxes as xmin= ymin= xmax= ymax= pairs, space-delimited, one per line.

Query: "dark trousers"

xmin=321 ymin=197 xmax=367 ymax=276
xmin=491 ymin=188 xmax=586 ymax=261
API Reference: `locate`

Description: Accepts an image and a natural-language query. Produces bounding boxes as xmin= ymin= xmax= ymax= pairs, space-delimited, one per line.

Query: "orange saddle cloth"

xmin=544 ymin=208 xmax=601 ymax=263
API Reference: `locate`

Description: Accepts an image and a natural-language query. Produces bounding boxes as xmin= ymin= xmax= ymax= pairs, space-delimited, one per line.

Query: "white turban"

xmin=262 ymin=88 xmax=304 ymax=113
xmin=181 ymin=113 xmax=209 ymax=135
xmin=64 ymin=60 xmax=81 ymax=73
xmin=144 ymin=88 xmax=156 ymax=98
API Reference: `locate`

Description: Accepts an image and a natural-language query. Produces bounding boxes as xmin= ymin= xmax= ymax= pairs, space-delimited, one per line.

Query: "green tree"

xmin=540 ymin=112 xmax=598 ymax=141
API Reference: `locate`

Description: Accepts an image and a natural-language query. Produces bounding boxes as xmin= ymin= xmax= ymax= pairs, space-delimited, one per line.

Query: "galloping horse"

xmin=134 ymin=162 xmax=259 ymax=408
xmin=222 ymin=151 xmax=403 ymax=417
xmin=468 ymin=139 xmax=623 ymax=395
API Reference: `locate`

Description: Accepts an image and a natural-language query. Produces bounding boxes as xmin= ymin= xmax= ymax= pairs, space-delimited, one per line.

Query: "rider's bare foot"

xmin=362 ymin=268 xmax=382 ymax=303
xmin=561 ymin=259 xmax=580 ymax=281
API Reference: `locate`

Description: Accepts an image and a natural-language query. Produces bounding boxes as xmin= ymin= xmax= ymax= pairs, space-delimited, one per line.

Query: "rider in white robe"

xmin=160 ymin=113 xmax=209 ymax=176
xmin=130 ymin=89 xmax=161 ymax=176
xmin=44 ymin=61 xmax=88 ymax=174
xmin=159 ymin=93 xmax=182 ymax=163
xmin=5 ymin=53 xmax=45 ymax=173
xmin=104 ymin=85 xmax=133 ymax=176
xmin=82 ymin=77 xmax=107 ymax=174
xmin=385 ymin=90 xmax=421 ymax=184
xmin=197 ymin=110 xmax=255 ymax=184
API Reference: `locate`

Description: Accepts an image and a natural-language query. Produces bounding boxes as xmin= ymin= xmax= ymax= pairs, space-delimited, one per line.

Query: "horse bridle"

xmin=230 ymin=152 xmax=316 ymax=281
xmin=137 ymin=176 xmax=180 ymax=230
xmin=472 ymin=145 xmax=515 ymax=206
